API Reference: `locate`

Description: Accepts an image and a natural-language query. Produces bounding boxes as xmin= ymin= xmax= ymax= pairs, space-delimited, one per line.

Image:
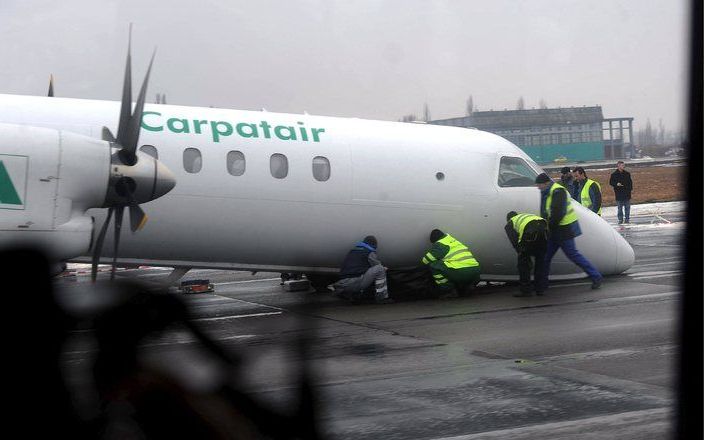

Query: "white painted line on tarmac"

xmin=629 ymin=270 xmax=681 ymax=278
xmin=214 ymin=277 xmax=281 ymax=286
xmin=218 ymin=334 xmax=259 ymax=342
xmin=632 ymin=272 xmax=683 ymax=281
xmin=211 ymin=294 xmax=286 ymax=312
xmin=431 ymin=407 xmax=671 ymax=440
xmin=629 ymin=260 xmax=682 ymax=269
xmin=191 ymin=311 xmax=283 ymax=322
xmin=550 ymin=281 xmax=591 ymax=288
xmin=598 ymin=291 xmax=680 ymax=304
xmin=141 ymin=334 xmax=257 ymax=348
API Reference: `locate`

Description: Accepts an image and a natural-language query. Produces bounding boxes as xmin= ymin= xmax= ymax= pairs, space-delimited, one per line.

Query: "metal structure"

xmin=431 ymin=106 xmax=634 ymax=164
xmin=603 ymin=117 xmax=635 ymax=159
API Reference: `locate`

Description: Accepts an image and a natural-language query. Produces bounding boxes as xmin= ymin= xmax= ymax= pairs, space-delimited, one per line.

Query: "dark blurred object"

xmin=1 ymin=247 xmax=87 ymax=437
xmin=386 ymin=266 xmax=436 ymax=300
xmin=678 ymin=0 xmax=703 ymax=438
xmin=1 ymin=247 xmax=322 ymax=439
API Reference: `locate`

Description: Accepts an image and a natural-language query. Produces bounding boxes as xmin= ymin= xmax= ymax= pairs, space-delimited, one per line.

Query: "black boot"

xmin=514 ymin=284 xmax=534 ymax=297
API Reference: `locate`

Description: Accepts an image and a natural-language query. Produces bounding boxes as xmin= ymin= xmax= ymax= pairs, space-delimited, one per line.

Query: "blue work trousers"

xmin=538 ymin=238 xmax=602 ymax=291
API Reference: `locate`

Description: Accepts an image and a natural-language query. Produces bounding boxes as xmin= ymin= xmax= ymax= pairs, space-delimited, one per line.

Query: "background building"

xmin=430 ymin=106 xmax=634 ymax=164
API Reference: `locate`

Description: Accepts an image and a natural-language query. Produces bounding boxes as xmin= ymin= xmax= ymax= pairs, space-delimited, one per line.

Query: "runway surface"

xmin=59 ymin=202 xmax=685 ymax=439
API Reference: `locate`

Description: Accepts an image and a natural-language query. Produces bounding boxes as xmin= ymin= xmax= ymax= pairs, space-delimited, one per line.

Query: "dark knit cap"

xmin=535 ymin=173 xmax=551 ymax=184
xmin=363 ymin=235 xmax=377 ymax=248
xmin=560 ymin=166 xmax=571 ymax=174
xmin=429 ymin=229 xmax=445 ymax=242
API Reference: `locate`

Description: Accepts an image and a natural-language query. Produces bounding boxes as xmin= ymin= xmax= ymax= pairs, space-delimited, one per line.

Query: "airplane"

xmin=0 ymin=40 xmax=634 ymax=287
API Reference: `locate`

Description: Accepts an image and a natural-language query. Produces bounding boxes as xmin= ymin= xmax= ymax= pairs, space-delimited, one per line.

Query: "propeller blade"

xmin=102 ymin=126 xmax=116 ymax=143
xmin=91 ymin=207 xmax=114 ymax=282
xmin=110 ymin=206 xmax=125 ymax=281
xmin=121 ymin=48 xmax=156 ymax=161
xmin=48 ymin=74 xmax=54 ymax=97
xmin=129 ymin=203 xmax=148 ymax=232
xmin=116 ymin=24 xmax=133 ymax=149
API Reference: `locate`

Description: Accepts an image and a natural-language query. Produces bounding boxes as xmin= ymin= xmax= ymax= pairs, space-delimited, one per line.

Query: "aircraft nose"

xmin=613 ymin=228 xmax=635 ymax=273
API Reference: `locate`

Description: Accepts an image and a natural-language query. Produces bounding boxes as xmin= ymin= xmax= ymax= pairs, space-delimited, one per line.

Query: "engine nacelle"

xmin=0 ymin=123 xmax=110 ymax=260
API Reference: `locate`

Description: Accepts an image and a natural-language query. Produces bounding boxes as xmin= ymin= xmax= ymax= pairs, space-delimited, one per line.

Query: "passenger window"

xmin=270 ymin=153 xmax=288 ymax=179
xmin=312 ymin=156 xmax=330 ymax=181
xmin=139 ymin=144 xmax=158 ymax=159
xmin=183 ymin=148 xmax=202 ymax=173
xmin=497 ymin=156 xmax=538 ymax=187
xmin=227 ymin=151 xmax=246 ymax=176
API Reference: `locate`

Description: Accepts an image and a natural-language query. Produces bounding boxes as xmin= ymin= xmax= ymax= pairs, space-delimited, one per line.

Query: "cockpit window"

xmin=497 ymin=156 xmax=539 ymax=187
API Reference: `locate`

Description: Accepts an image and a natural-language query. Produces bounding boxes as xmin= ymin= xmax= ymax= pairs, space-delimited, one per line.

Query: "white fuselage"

xmin=0 ymin=94 xmax=634 ymax=278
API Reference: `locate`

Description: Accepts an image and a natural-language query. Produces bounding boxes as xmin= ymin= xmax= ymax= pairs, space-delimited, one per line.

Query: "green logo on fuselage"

xmin=141 ymin=111 xmax=326 ymax=144
xmin=0 ymin=161 xmax=22 ymax=205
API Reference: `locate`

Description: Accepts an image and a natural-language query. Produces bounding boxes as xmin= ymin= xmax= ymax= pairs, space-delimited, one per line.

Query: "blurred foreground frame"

xmin=1 ymin=247 xmax=322 ymax=439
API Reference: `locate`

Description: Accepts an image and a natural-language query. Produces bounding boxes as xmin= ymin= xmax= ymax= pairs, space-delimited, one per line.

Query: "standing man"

xmin=334 ymin=235 xmax=393 ymax=304
xmin=421 ymin=229 xmax=480 ymax=297
xmin=534 ymin=173 xmax=603 ymax=291
xmin=560 ymin=166 xmax=578 ymax=200
xmin=573 ymin=167 xmax=602 ymax=215
xmin=609 ymin=161 xmax=633 ymax=224
xmin=505 ymin=211 xmax=548 ymax=297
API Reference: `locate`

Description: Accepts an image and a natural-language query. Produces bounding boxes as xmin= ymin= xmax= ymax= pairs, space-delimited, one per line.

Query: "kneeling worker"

xmin=505 ymin=211 xmax=548 ymax=297
xmin=334 ymin=235 xmax=393 ymax=304
xmin=421 ymin=229 xmax=480 ymax=296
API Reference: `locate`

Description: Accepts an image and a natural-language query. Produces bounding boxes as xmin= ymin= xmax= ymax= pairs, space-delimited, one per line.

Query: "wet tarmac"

xmin=58 ymin=202 xmax=685 ymax=439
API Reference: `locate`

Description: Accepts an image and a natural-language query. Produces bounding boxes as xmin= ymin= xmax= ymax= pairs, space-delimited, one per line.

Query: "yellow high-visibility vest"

xmin=436 ymin=234 xmax=479 ymax=269
xmin=510 ymin=213 xmax=546 ymax=242
xmin=580 ymin=179 xmax=602 ymax=215
xmin=545 ymin=183 xmax=578 ymax=226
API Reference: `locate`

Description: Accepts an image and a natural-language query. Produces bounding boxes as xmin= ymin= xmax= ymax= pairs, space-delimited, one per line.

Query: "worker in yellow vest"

xmin=573 ymin=167 xmax=602 ymax=215
xmin=505 ymin=211 xmax=548 ymax=297
xmin=535 ymin=173 xmax=603 ymax=292
xmin=421 ymin=229 xmax=480 ymax=297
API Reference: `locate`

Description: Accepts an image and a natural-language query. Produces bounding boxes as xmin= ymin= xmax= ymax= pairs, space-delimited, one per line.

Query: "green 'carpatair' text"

xmin=141 ymin=111 xmax=327 ymax=144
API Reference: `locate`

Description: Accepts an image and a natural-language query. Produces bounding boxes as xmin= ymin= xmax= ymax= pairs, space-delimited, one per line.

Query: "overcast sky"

xmin=0 ymin=0 xmax=689 ymax=131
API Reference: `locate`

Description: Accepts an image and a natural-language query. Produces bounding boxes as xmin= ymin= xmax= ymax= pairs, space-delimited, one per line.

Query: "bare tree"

xmin=465 ymin=95 xmax=474 ymax=116
xmin=423 ymin=103 xmax=431 ymax=122
xmin=539 ymin=98 xmax=548 ymax=109
xmin=399 ymin=114 xmax=419 ymax=123
xmin=516 ymin=96 xmax=525 ymax=110
xmin=658 ymin=118 xmax=665 ymax=145
xmin=637 ymin=118 xmax=657 ymax=146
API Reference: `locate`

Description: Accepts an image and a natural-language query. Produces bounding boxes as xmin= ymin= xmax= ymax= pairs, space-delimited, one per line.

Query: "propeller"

xmin=91 ymin=28 xmax=172 ymax=282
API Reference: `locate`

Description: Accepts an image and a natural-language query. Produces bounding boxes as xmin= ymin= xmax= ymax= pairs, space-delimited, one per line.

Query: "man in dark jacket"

xmin=560 ymin=166 xmax=578 ymax=200
xmin=609 ymin=161 xmax=633 ymax=224
xmin=505 ymin=211 xmax=548 ymax=297
xmin=334 ymin=235 xmax=393 ymax=304
xmin=535 ymin=173 xmax=603 ymax=292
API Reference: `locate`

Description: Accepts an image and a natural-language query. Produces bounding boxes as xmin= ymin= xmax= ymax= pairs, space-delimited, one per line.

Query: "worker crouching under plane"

xmin=505 ymin=211 xmax=548 ymax=297
xmin=333 ymin=236 xmax=394 ymax=304
xmin=421 ymin=229 xmax=481 ymax=297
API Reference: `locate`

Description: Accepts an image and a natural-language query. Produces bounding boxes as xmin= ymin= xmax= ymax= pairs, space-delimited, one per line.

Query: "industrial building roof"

xmin=431 ymin=106 xmax=604 ymax=130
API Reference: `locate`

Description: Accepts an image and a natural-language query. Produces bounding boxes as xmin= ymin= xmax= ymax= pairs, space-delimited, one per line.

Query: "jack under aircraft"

xmin=0 ymin=37 xmax=634 ymax=284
